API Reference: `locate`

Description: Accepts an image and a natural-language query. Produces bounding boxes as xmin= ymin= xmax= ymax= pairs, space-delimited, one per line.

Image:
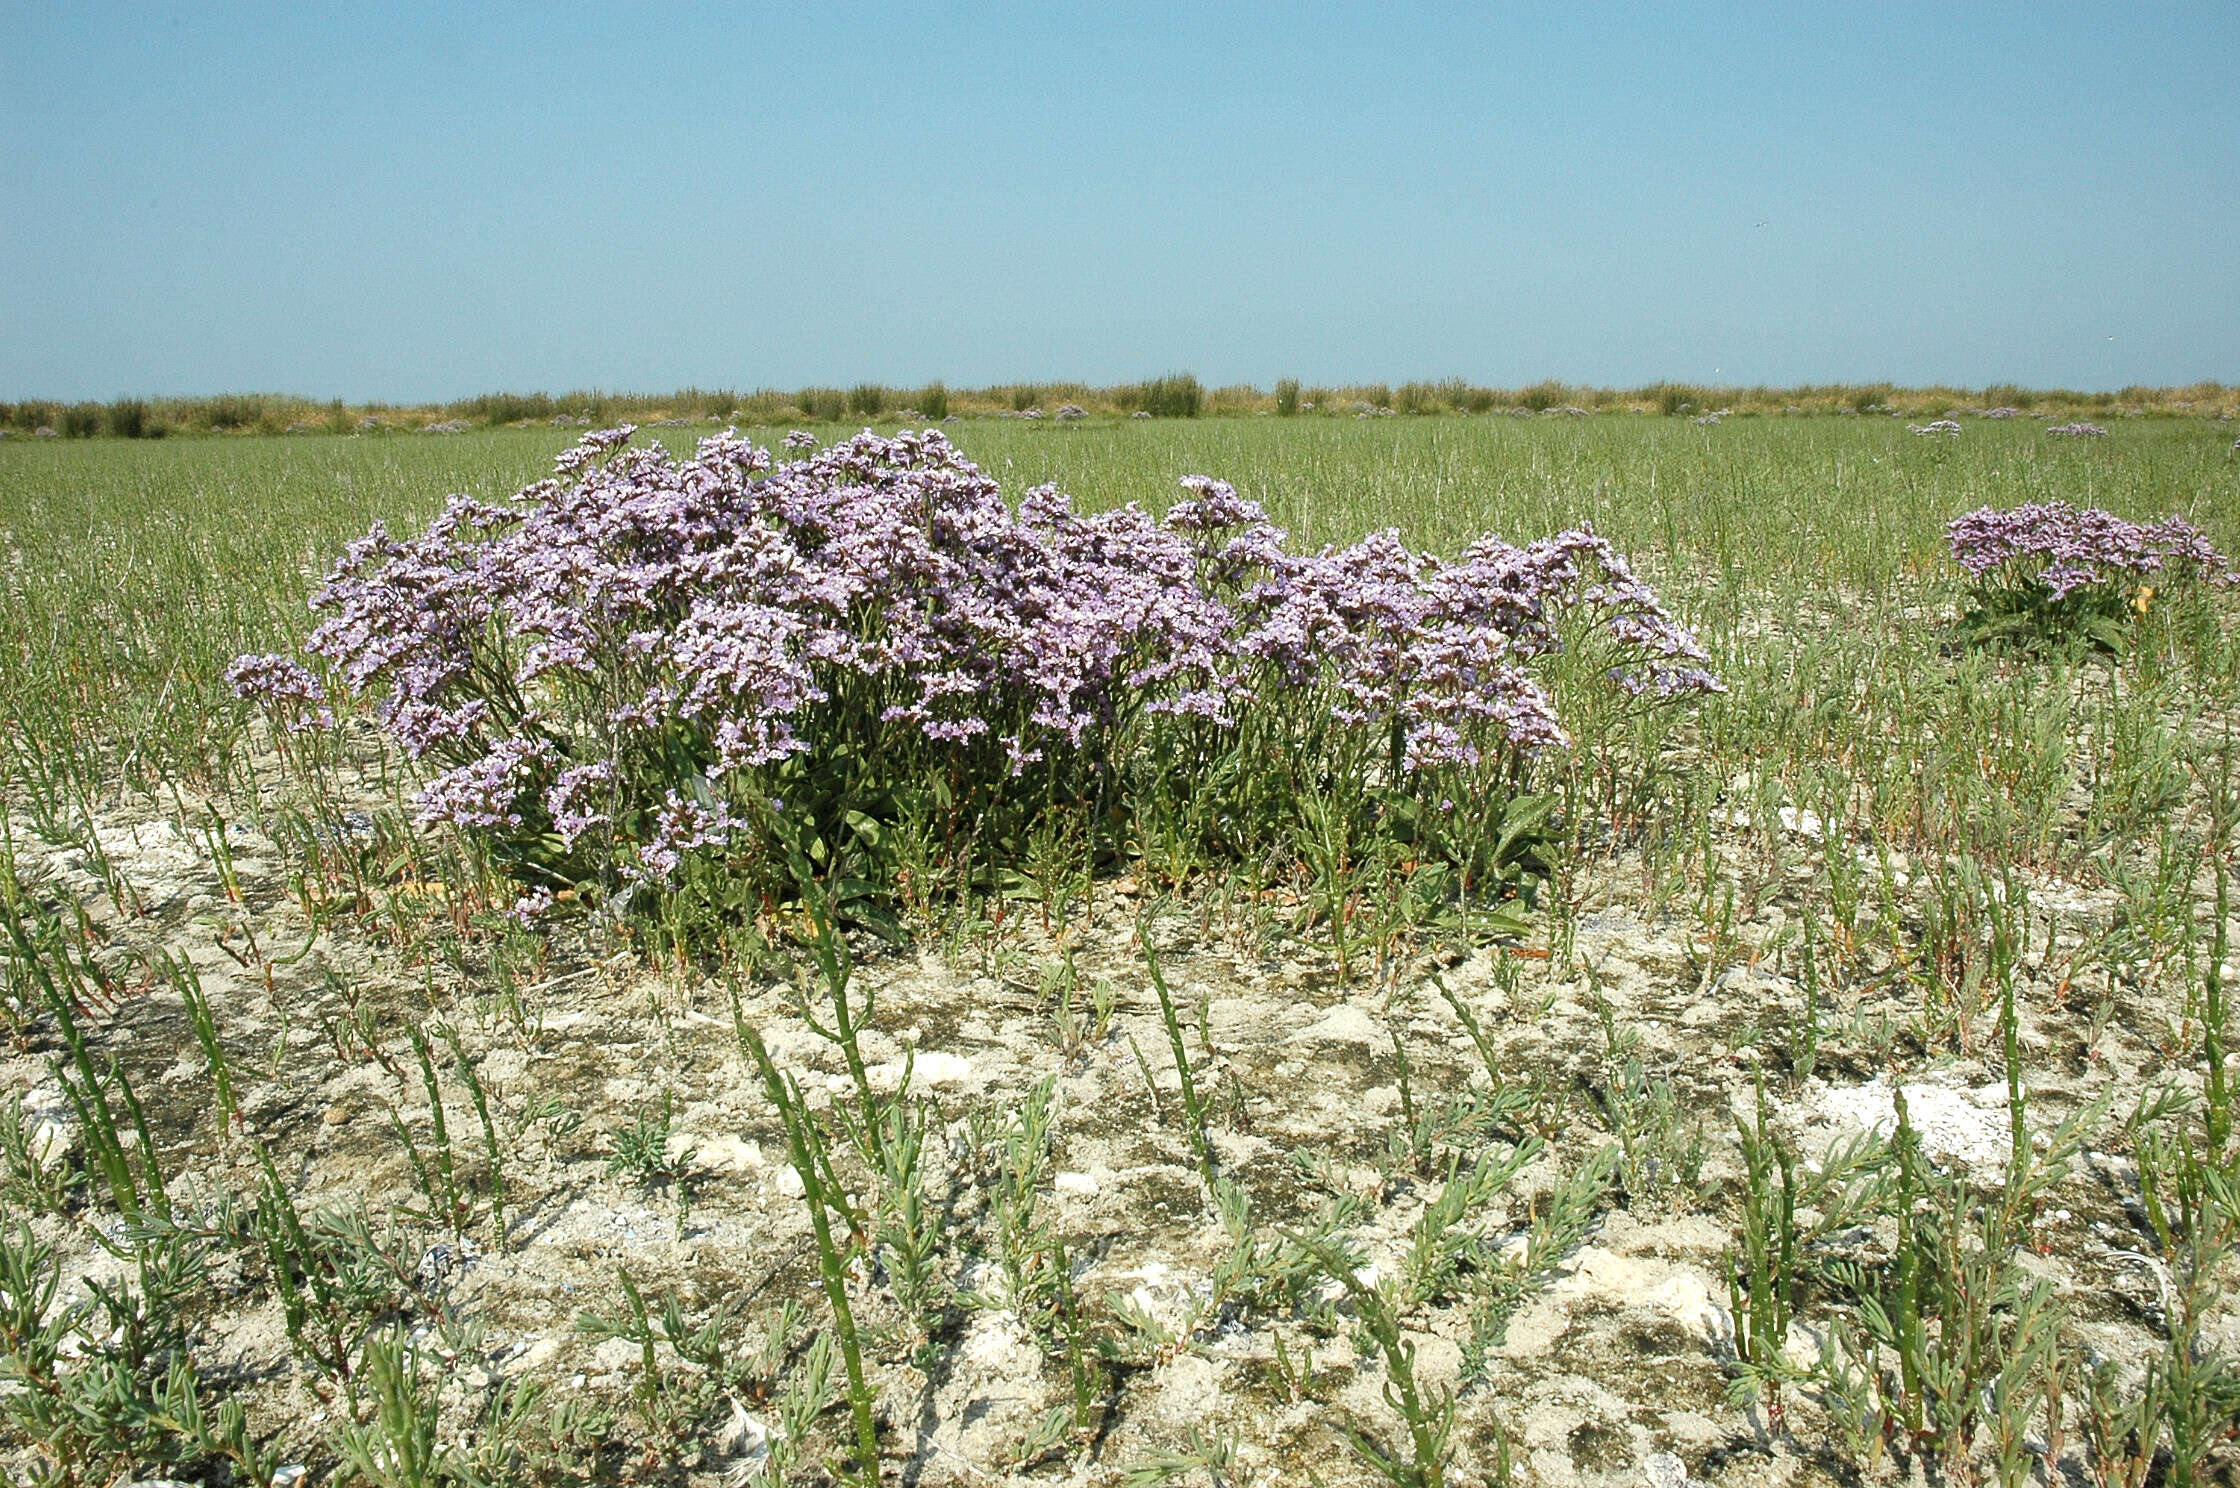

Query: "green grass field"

xmin=3 ymin=415 xmax=2232 ymax=796
xmin=4 ymin=415 xmax=2240 ymax=1485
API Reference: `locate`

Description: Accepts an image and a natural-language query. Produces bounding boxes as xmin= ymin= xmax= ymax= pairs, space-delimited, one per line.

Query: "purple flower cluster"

xmin=235 ymin=427 xmax=1717 ymax=887
xmin=223 ymin=654 xmax=334 ymax=732
xmin=1909 ymin=420 xmax=1963 ymax=437
xmin=1200 ymin=505 xmax=1720 ymax=767
xmin=1947 ymin=501 xmax=2232 ymax=601
xmin=2045 ymin=422 xmax=2108 ymax=438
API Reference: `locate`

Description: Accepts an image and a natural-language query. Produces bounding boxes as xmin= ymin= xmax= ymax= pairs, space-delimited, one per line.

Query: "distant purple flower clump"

xmin=234 ymin=427 xmax=1717 ymax=905
xmin=224 ymin=654 xmax=334 ymax=732
xmin=2045 ymin=422 xmax=2108 ymax=438
xmin=1909 ymin=420 xmax=1963 ymax=437
xmin=1981 ymin=406 xmax=2021 ymax=420
xmin=1947 ymin=500 xmax=2232 ymax=602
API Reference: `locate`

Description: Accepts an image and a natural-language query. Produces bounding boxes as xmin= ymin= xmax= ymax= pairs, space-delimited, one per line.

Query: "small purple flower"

xmin=226 ymin=653 xmax=336 ymax=731
xmin=506 ymin=887 xmax=556 ymax=925
xmin=632 ymin=791 xmax=742 ymax=885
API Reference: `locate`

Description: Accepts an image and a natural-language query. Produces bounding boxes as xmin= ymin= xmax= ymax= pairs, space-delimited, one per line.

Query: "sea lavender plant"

xmin=1947 ymin=500 xmax=2233 ymax=652
xmin=232 ymin=429 xmax=1716 ymax=936
xmin=2046 ymin=421 xmax=2109 ymax=437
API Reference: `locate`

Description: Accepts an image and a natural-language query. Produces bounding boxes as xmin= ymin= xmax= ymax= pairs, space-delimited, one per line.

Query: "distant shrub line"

xmin=7 ymin=377 xmax=2236 ymax=441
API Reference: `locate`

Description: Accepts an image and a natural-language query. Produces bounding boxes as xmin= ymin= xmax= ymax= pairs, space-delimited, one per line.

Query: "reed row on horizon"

xmin=5 ymin=374 xmax=2238 ymax=440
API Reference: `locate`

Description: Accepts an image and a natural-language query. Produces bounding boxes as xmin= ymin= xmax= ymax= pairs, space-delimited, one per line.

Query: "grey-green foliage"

xmin=1461 ymin=1145 xmax=1617 ymax=1375
xmin=575 ymin=1269 xmax=794 ymax=1450
xmin=330 ymin=1326 xmax=545 ymax=1488
xmin=0 ymin=1219 xmax=278 ymax=1486
xmin=603 ymin=1089 xmax=693 ymax=1194
xmin=0 ymin=1094 xmax=81 ymax=1215
xmin=1802 ymin=1082 xmax=2104 ymax=1480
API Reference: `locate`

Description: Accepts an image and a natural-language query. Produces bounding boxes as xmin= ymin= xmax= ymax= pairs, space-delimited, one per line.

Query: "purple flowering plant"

xmin=231 ymin=426 xmax=1718 ymax=939
xmin=1946 ymin=500 xmax=2233 ymax=654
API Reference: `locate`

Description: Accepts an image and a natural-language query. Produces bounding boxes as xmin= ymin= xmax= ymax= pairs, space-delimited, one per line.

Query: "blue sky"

xmin=3 ymin=2 xmax=2234 ymax=400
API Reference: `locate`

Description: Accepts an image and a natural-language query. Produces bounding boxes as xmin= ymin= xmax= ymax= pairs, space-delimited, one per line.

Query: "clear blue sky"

xmin=4 ymin=2 xmax=2234 ymax=400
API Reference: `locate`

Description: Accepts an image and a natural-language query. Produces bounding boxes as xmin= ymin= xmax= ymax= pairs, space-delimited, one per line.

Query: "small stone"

xmin=775 ymin=1164 xmax=806 ymax=1198
xmin=322 ymin=1104 xmax=350 ymax=1126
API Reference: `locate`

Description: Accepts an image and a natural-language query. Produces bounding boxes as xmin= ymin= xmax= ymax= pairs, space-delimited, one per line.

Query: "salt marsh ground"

xmin=3 ymin=411 xmax=2239 ymax=1486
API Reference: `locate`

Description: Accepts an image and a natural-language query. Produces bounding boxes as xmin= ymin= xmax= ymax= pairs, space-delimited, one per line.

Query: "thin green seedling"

xmin=434 ymin=1021 xmax=507 ymax=1251
xmin=1727 ymin=1072 xmax=1804 ymax=1420
xmin=734 ymin=1005 xmax=882 ymax=1488
xmin=1435 ymin=975 xmax=1567 ymax=1138
xmin=250 ymin=1143 xmax=359 ymax=1396
xmin=1051 ymin=1234 xmax=1104 ymax=1440
xmin=392 ymin=1023 xmax=469 ymax=1239
xmin=1288 ymin=1231 xmax=1454 ymax=1488
xmin=519 ymin=1090 xmax=584 ymax=1156
xmin=778 ymin=850 xmax=894 ymax=1168
xmin=48 ymin=1007 xmax=170 ymax=1228
xmin=1127 ymin=1032 xmax=1168 ymax=1123
xmin=153 ymin=948 xmax=239 ymax=1134
xmin=1090 ymin=977 xmax=1119 ymax=1042
xmin=2194 ymin=731 xmax=2237 ymax=1153
xmin=1270 ymin=1328 xmax=1319 ymax=1403
xmin=1142 ymin=918 xmax=1215 ymax=1184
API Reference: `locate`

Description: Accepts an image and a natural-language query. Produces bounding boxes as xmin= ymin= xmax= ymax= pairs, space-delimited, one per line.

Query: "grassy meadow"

xmin=3 ymin=412 xmax=2240 ymax=1485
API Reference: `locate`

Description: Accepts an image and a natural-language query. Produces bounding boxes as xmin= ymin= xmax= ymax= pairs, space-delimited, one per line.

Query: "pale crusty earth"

xmin=1 ymin=775 xmax=2229 ymax=1486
